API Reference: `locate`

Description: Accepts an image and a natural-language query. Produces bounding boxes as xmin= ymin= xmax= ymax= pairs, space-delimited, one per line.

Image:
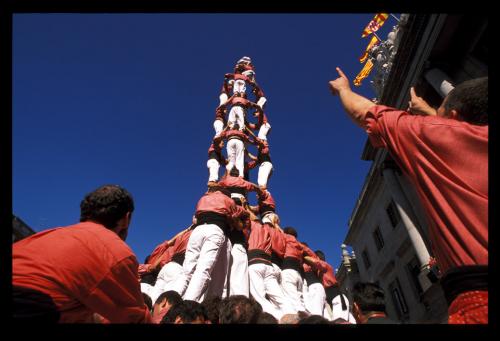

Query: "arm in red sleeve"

xmin=82 ymin=256 xmax=152 ymax=323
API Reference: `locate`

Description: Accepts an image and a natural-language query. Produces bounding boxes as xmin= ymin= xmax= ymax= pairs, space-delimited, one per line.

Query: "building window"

xmin=386 ymin=200 xmax=401 ymax=228
xmin=362 ymin=249 xmax=371 ymax=270
xmin=407 ymin=257 xmax=423 ymax=298
xmin=390 ymin=278 xmax=409 ymax=320
xmin=373 ymin=226 xmax=385 ymax=251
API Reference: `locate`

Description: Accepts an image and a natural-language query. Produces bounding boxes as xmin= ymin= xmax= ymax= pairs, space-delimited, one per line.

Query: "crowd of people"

xmin=12 ymin=56 xmax=488 ymax=324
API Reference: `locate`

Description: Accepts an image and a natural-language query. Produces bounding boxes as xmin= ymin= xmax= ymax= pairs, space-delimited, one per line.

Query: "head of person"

xmin=283 ymin=226 xmax=298 ymax=238
xmin=201 ymin=296 xmax=222 ymax=324
xmin=279 ymin=313 xmax=300 ymax=324
xmin=315 ymin=250 xmax=326 ymax=261
xmin=161 ymin=300 xmax=208 ymax=324
xmin=229 ymin=166 xmax=240 ymax=177
xmin=298 ymin=314 xmax=331 ymax=324
xmin=438 ymin=77 xmax=488 ymax=125
xmin=262 ymin=212 xmax=280 ymax=227
xmin=80 ymin=184 xmax=134 ymax=241
xmin=218 ymin=295 xmax=262 ymax=324
xmin=233 ymin=123 xmax=241 ymax=131
xmin=257 ymin=312 xmax=278 ymax=324
xmin=152 ymin=290 xmax=183 ymax=323
xmin=351 ymin=282 xmax=387 ymax=322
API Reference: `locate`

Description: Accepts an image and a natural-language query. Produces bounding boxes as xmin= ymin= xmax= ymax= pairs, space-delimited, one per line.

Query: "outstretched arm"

xmin=329 ymin=67 xmax=375 ymax=128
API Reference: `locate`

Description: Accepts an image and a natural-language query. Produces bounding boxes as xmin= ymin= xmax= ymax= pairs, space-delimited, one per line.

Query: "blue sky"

xmin=13 ymin=13 xmax=398 ymax=270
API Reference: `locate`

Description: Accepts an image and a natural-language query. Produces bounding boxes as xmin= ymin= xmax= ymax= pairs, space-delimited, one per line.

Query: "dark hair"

xmin=229 ymin=166 xmax=240 ymax=177
xmin=201 ymin=296 xmax=222 ymax=324
xmin=142 ymin=293 xmax=153 ymax=311
xmin=219 ymin=295 xmax=262 ymax=324
xmin=298 ymin=314 xmax=330 ymax=324
xmin=301 ymin=242 xmax=309 ymax=247
xmin=352 ymin=282 xmax=386 ymax=314
xmin=444 ymin=77 xmax=488 ymax=125
xmin=140 ymin=268 xmax=160 ymax=286
xmin=233 ymin=197 xmax=243 ymax=206
xmin=155 ymin=290 xmax=183 ymax=307
xmin=283 ymin=226 xmax=298 ymax=238
xmin=161 ymin=300 xmax=207 ymax=324
xmin=233 ymin=123 xmax=240 ymax=130
xmin=257 ymin=312 xmax=278 ymax=324
xmin=80 ymin=184 xmax=134 ymax=229
xmin=315 ymin=250 xmax=325 ymax=261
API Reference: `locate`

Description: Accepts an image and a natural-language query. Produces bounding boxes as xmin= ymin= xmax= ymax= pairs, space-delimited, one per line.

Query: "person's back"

xmin=12 ymin=184 xmax=151 ymax=323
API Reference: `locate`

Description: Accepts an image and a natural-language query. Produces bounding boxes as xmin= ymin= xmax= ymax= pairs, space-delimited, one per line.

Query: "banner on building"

xmin=353 ymin=59 xmax=374 ymax=87
xmin=361 ymin=13 xmax=389 ymax=38
xmin=359 ymin=35 xmax=380 ymax=63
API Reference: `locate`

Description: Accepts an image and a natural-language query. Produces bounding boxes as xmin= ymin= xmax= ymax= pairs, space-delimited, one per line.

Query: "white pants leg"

xmin=272 ymin=263 xmax=282 ymax=284
xmin=305 ymin=283 xmax=327 ymax=316
xmin=219 ymin=93 xmax=228 ymax=106
xmin=140 ymin=282 xmax=154 ymax=299
xmin=233 ymin=80 xmax=247 ymax=94
xmin=227 ymin=106 xmax=245 ymax=130
xmin=257 ymin=122 xmax=271 ymax=140
xmin=280 ymin=269 xmax=306 ymax=312
xmin=323 ymin=300 xmax=333 ymax=320
xmin=150 ymin=261 xmax=183 ymax=304
xmin=207 ymin=159 xmax=220 ymax=182
xmin=249 ymin=263 xmax=283 ymax=320
xmin=331 ymin=294 xmax=357 ymax=324
xmin=225 ymin=139 xmax=244 ymax=176
xmin=213 ymin=119 xmax=224 ymax=136
xmin=228 ymin=243 xmax=249 ymax=297
xmin=171 ymin=224 xmax=227 ymax=302
xmin=302 ymin=278 xmax=309 ymax=311
xmin=257 ymin=161 xmax=273 ymax=188
xmin=266 ymin=264 xmax=297 ymax=316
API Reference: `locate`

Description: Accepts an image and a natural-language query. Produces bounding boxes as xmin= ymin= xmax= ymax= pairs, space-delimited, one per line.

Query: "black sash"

xmin=195 ymin=212 xmax=230 ymax=234
xmin=440 ymin=265 xmax=488 ymax=305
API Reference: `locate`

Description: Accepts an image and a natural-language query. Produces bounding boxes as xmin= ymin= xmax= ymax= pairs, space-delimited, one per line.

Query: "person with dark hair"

xmin=281 ymin=227 xmax=306 ymax=313
xmin=151 ymin=290 xmax=183 ymax=324
xmin=330 ymin=69 xmax=488 ymax=324
xmin=257 ymin=312 xmax=278 ymax=324
xmin=298 ymin=314 xmax=331 ymax=324
xmin=201 ymin=296 xmax=222 ymax=324
xmin=207 ymin=137 xmax=228 ymax=185
xmin=143 ymin=293 xmax=153 ymax=312
xmin=216 ymin=124 xmax=256 ymax=177
xmin=313 ymin=250 xmax=356 ymax=323
xmin=218 ymin=295 xmax=262 ymax=324
xmin=161 ymin=300 xmax=208 ymax=324
xmin=13 ymin=184 xmax=151 ymax=323
xmin=170 ymin=188 xmax=249 ymax=303
xmin=351 ymin=282 xmax=395 ymax=324
xmin=301 ymin=243 xmax=327 ymax=317
xmin=246 ymin=136 xmax=273 ymax=190
xmin=246 ymin=208 xmax=295 ymax=320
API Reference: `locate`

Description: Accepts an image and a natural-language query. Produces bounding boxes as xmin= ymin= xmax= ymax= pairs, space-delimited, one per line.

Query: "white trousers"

xmin=257 ymin=161 xmax=273 ymax=188
xmin=226 ymin=138 xmax=245 ymax=176
xmin=280 ymin=269 xmax=306 ymax=312
xmin=304 ymin=282 xmax=327 ymax=316
xmin=256 ymin=96 xmax=267 ymax=110
xmin=169 ymin=223 xmax=230 ymax=303
xmin=331 ymin=294 xmax=357 ymax=324
xmin=226 ymin=243 xmax=249 ymax=297
xmin=140 ymin=282 xmax=154 ymax=300
xmin=207 ymin=159 xmax=220 ymax=182
xmin=227 ymin=106 xmax=245 ymax=130
xmin=257 ymin=122 xmax=271 ymax=140
xmin=249 ymin=263 xmax=296 ymax=320
xmin=213 ymin=119 xmax=224 ymax=136
xmin=233 ymin=79 xmax=246 ymax=94
xmin=219 ymin=93 xmax=228 ymax=107
xmin=150 ymin=261 xmax=183 ymax=304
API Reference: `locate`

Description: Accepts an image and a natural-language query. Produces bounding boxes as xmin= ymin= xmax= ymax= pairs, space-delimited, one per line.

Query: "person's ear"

xmin=174 ymin=316 xmax=183 ymax=324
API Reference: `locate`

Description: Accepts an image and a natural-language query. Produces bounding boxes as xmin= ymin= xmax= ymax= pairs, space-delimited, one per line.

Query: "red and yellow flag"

xmin=361 ymin=13 xmax=389 ymax=38
xmin=359 ymin=35 xmax=380 ymax=63
xmin=353 ymin=59 xmax=374 ymax=87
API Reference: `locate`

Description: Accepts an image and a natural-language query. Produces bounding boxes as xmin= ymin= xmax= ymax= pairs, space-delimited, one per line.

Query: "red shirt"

xmin=365 ymin=105 xmax=488 ymax=273
xmin=247 ymin=220 xmax=272 ymax=255
xmin=268 ymin=225 xmax=286 ymax=260
xmin=195 ymin=190 xmax=248 ymax=222
xmin=158 ymin=229 xmax=193 ymax=268
xmin=220 ymin=129 xmax=253 ymax=144
xmin=283 ymin=233 xmax=304 ymax=262
xmin=258 ymin=189 xmax=276 ymax=214
xmin=12 ymin=222 xmax=151 ymax=323
xmin=147 ymin=239 xmax=171 ymax=268
xmin=218 ymin=174 xmax=256 ymax=193
xmin=319 ymin=261 xmax=338 ymax=288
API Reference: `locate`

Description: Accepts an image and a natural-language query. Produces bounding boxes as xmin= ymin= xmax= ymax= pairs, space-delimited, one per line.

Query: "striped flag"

xmin=359 ymin=35 xmax=380 ymax=63
xmin=353 ymin=59 xmax=374 ymax=87
xmin=361 ymin=13 xmax=389 ymax=38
